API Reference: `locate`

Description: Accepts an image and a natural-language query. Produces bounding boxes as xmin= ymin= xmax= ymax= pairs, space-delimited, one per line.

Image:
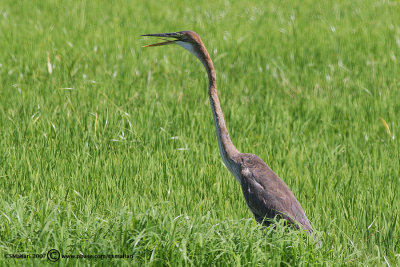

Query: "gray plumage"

xmin=233 ymin=153 xmax=313 ymax=233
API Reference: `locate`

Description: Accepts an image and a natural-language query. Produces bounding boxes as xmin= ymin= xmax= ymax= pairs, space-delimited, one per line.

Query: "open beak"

xmin=141 ymin=32 xmax=182 ymax=47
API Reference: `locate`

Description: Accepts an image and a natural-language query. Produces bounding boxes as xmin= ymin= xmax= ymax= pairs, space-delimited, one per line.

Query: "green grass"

xmin=0 ymin=0 xmax=399 ymax=265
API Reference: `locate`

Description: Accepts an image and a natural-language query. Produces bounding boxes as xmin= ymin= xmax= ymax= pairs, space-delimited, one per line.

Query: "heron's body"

xmin=142 ymin=31 xmax=313 ymax=234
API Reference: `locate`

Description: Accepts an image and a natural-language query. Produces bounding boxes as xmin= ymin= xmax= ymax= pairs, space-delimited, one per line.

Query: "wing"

xmin=238 ymin=154 xmax=313 ymax=233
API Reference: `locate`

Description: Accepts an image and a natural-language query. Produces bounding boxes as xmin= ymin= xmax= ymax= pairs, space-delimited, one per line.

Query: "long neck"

xmin=195 ymin=43 xmax=240 ymax=169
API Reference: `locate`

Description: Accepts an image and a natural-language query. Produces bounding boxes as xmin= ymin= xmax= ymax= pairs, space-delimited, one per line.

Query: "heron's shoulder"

xmin=233 ymin=153 xmax=271 ymax=170
xmin=234 ymin=153 xmax=285 ymax=186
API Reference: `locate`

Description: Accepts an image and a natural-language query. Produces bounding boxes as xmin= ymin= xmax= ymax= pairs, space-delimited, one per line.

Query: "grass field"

xmin=1 ymin=0 xmax=399 ymax=265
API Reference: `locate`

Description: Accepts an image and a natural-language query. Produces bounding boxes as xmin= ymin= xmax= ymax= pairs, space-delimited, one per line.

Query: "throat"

xmin=176 ymin=41 xmax=200 ymax=59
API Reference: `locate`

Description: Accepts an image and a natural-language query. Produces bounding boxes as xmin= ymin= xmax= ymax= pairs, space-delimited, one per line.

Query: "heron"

xmin=142 ymin=31 xmax=314 ymax=235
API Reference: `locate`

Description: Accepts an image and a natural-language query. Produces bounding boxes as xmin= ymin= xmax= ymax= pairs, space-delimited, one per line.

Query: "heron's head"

xmin=142 ymin=31 xmax=203 ymax=59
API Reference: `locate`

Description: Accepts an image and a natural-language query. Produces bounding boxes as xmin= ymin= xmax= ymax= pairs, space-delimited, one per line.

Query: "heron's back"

xmin=233 ymin=153 xmax=313 ymax=233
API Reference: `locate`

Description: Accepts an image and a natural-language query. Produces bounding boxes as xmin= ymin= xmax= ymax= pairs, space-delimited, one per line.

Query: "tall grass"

xmin=0 ymin=0 xmax=399 ymax=265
